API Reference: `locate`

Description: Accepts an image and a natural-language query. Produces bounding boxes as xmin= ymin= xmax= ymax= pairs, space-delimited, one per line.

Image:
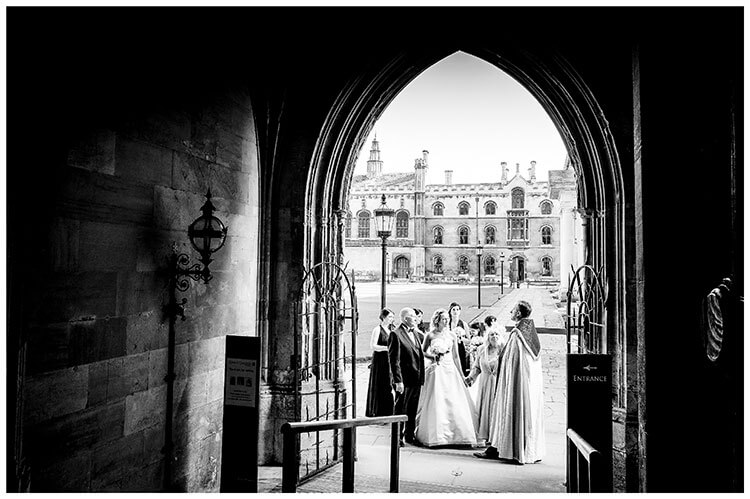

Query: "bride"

xmin=415 ymin=308 xmax=478 ymax=447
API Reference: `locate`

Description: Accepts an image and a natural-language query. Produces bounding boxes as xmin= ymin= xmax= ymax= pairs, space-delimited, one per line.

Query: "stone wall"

xmin=17 ymin=91 xmax=259 ymax=491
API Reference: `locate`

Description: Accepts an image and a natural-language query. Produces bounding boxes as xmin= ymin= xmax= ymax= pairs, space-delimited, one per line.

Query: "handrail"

xmin=281 ymin=415 xmax=408 ymax=493
xmin=566 ymin=428 xmax=606 ymax=492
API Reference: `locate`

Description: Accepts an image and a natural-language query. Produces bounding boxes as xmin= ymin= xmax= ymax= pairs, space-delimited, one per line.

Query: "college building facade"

xmin=344 ymin=138 xmax=583 ymax=287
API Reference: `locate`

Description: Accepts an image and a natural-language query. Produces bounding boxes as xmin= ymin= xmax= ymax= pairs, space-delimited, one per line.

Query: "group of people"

xmin=365 ymin=300 xmax=545 ymax=464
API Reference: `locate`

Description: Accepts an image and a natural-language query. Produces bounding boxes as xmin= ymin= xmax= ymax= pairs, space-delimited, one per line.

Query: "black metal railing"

xmin=566 ymin=428 xmax=606 ymax=492
xmin=281 ymin=415 xmax=408 ymax=493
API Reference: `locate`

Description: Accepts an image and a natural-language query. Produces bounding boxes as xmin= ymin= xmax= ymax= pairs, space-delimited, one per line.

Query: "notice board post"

xmin=220 ymin=335 xmax=260 ymax=492
xmin=567 ymin=353 xmax=612 ymax=491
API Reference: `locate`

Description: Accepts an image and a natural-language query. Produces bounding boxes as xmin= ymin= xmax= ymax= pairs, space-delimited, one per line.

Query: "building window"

xmin=542 ymin=226 xmax=552 ymax=245
xmin=485 ymin=226 xmax=496 ymax=245
xmin=485 ymin=201 xmax=496 ymax=215
xmin=396 ymin=211 xmax=409 ymax=238
xmin=509 ymin=218 xmax=527 ymax=240
xmin=345 ymin=212 xmax=351 ymax=238
xmin=542 ymin=256 xmax=552 ymax=276
xmin=433 ymin=226 xmax=443 ymax=245
xmin=541 ymin=200 xmax=552 ymax=215
xmin=458 ymin=255 xmax=469 ymax=274
xmin=433 ymin=202 xmax=444 ymax=216
xmin=458 ymin=201 xmax=470 ymax=216
xmin=458 ymin=226 xmax=469 ymax=245
xmin=484 ymin=256 xmax=496 ymax=275
xmin=433 ymin=256 xmax=443 ymax=274
xmin=511 ymin=188 xmax=525 ymax=209
xmin=357 ymin=211 xmax=370 ymax=238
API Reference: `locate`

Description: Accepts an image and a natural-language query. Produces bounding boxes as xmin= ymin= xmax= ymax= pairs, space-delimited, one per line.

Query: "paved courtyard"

xmin=260 ymin=286 xmax=569 ymax=493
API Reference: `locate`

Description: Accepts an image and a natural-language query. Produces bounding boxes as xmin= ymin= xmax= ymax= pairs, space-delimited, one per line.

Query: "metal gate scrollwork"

xmin=291 ymin=261 xmax=359 ymax=485
xmin=566 ymin=264 xmax=608 ymax=354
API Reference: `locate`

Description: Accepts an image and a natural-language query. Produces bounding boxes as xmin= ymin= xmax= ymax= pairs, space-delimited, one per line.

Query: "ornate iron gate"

xmin=292 ymin=261 xmax=359 ymax=485
xmin=566 ymin=264 xmax=607 ymax=354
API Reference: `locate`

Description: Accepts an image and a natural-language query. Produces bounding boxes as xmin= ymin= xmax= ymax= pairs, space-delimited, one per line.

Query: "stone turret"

xmin=528 ymin=160 xmax=537 ymax=181
xmin=366 ymin=134 xmax=383 ymax=177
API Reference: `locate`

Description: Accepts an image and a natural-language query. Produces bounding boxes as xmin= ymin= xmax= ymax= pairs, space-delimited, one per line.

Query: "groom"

xmin=388 ymin=307 xmax=425 ymax=446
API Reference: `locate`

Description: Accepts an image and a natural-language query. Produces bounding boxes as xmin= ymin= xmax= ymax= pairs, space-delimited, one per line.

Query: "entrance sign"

xmin=567 ymin=353 xmax=612 ymax=491
xmin=220 ymin=336 xmax=260 ymax=492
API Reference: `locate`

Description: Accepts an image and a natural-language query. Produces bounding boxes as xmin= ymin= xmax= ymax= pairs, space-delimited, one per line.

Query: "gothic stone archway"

xmin=259 ymin=13 xmax=645 ymax=492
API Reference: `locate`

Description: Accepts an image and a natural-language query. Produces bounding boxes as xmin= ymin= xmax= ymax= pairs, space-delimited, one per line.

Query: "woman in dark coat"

xmin=366 ymin=308 xmax=396 ymax=416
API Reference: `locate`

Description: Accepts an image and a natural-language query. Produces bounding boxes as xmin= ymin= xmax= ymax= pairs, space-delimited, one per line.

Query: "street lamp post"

xmin=476 ymin=244 xmax=483 ymax=308
xmin=374 ymin=194 xmax=394 ymax=310
xmin=499 ymin=251 xmax=505 ymax=295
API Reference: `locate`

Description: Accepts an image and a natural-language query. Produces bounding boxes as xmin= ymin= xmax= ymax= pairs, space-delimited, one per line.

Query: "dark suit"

xmin=388 ymin=323 xmax=425 ymax=442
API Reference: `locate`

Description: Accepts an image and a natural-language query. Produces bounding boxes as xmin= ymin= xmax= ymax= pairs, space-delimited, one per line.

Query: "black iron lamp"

xmin=475 ymin=244 xmax=483 ymax=308
xmin=374 ymin=194 xmax=394 ymax=309
xmin=163 ymin=189 xmax=227 ymax=490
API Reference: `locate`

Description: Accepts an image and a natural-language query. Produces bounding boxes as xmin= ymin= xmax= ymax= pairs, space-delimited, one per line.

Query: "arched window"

xmin=458 ymin=255 xmax=469 ymax=274
xmin=433 ymin=226 xmax=443 ymax=245
xmin=432 ymin=202 xmax=444 ymax=216
xmin=485 ymin=201 xmax=497 ymax=215
xmin=458 ymin=201 xmax=470 ymax=216
xmin=357 ymin=211 xmax=370 ymax=238
xmin=485 ymin=226 xmax=496 ymax=245
xmin=540 ymin=200 xmax=552 ymax=215
xmin=396 ymin=211 xmax=409 ymax=238
xmin=458 ymin=226 xmax=469 ymax=245
xmin=542 ymin=225 xmax=552 ymax=245
xmin=433 ymin=256 xmax=443 ymax=274
xmin=484 ymin=255 xmax=496 ymax=275
xmin=511 ymin=188 xmax=525 ymax=209
xmin=345 ymin=212 xmax=351 ymax=238
xmin=542 ymin=256 xmax=552 ymax=276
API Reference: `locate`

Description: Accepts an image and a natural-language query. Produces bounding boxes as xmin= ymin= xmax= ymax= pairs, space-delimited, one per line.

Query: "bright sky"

xmin=353 ymin=51 xmax=568 ymax=185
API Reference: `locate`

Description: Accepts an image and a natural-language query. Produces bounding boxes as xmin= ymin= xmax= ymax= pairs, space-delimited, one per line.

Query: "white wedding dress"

xmin=415 ymin=331 xmax=478 ymax=447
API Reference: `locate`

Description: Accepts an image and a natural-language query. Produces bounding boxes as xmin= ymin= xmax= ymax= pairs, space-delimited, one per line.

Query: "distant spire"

xmin=366 ymin=135 xmax=383 ymax=177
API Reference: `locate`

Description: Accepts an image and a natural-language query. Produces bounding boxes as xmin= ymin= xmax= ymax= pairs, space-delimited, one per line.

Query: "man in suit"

xmin=388 ymin=307 xmax=425 ymax=446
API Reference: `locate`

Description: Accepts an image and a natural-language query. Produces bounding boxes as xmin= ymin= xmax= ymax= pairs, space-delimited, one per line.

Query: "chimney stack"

xmin=422 ymin=150 xmax=429 ymax=164
xmin=529 ymin=160 xmax=537 ymax=181
xmin=515 ymin=162 xmax=521 ymax=175
xmin=501 ymin=162 xmax=508 ymax=182
xmin=445 ymin=170 xmax=453 ymax=185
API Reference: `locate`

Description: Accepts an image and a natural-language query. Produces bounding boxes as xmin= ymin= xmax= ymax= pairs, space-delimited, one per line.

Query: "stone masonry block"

xmin=116 ymin=270 xmax=165 ymax=317
xmin=106 ymin=352 xmax=150 ymax=402
xmin=24 ymin=366 xmax=89 ymax=425
xmin=172 ymin=150 xmax=211 ymax=193
xmin=34 ymin=451 xmax=92 ymax=492
xmin=69 ymin=316 xmax=127 ymax=366
xmin=148 ymin=348 xmax=168 ymax=390
xmin=200 ymin=305 xmax=238 ymax=341
xmin=58 ymin=168 xmax=154 ymax=226
xmin=215 ymin=123 xmax=256 ymax=173
xmin=25 ymin=322 xmax=71 ymax=375
xmin=87 ymin=360 xmax=109 ymax=408
xmin=121 ymin=460 xmax=164 ymax=492
xmin=91 ymin=431 xmax=145 ymax=490
xmin=172 ymin=372 xmax=208 ymax=413
xmin=27 ymin=402 xmax=125 ymax=468
xmin=142 ymin=423 xmax=166 ymax=465
xmin=115 ymin=136 xmax=173 ymax=187
xmin=209 ymin=164 xmax=250 ymax=203
xmin=118 ymin=108 xmax=191 ymax=152
xmin=174 ymin=343 xmax=189 ymax=380
xmin=34 ymin=271 xmax=118 ymax=324
xmin=153 ymin=186 xmax=205 ymax=232
xmin=188 ymin=336 xmax=224 ymax=377
xmin=172 ymin=399 xmax=223 ymax=452
xmin=124 ymin=385 xmax=167 ymax=435
xmin=67 ymin=129 xmax=116 ymax=175
xmin=206 ymin=367 xmax=225 ymax=403
xmin=126 ymin=310 xmax=169 ymax=355
xmin=78 ymin=221 xmax=140 ymax=272
xmin=48 ymin=217 xmax=80 ymax=273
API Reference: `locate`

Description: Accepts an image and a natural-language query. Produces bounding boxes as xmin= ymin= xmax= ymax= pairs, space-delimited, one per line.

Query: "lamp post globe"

xmin=374 ymin=194 xmax=394 ymax=309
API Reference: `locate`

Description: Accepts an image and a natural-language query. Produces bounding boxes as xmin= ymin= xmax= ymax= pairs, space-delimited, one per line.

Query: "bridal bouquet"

xmin=428 ymin=336 xmax=452 ymax=364
xmin=468 ymin=335 xmax=485 ymax=356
